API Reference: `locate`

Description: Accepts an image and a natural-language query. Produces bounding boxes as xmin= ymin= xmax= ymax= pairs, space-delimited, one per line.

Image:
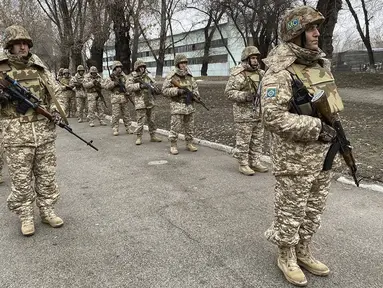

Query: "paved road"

xmin=0 ymin=119 xmax=382 ymax=288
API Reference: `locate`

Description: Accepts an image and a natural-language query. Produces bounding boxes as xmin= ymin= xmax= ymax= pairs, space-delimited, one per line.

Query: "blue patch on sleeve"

xmin=265 ymin=87 xmax=277 ymax=98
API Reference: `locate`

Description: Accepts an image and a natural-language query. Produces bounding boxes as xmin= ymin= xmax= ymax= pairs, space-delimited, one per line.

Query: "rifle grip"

xmin=323 ymin=142 xmax=340 ymax=171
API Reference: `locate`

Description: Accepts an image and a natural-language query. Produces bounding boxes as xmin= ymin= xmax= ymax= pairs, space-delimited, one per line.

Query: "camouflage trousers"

xmin=63 ymin=93 xmax=77 ymax=118
xmin=169 ymin=113 xmax=194 ymax=142
xmin=135 ymin=108 xmax=156 ymax=136
xmin=234 ymin=121 xmax=263 ymax=166
xmin=76 ymin=96 xmax=87 ymax=121
xmin=112 ymin=102 xmax=131 ymax=130
xmin=265 ymin=170 xmax=332 ymax=247
xmin=87 ymin=93 xmax=106 ymax=122
xmin=0 ymin=141 xmax=4 ymax=174
xmin=5 ymin=141 xmax=60 ymax=218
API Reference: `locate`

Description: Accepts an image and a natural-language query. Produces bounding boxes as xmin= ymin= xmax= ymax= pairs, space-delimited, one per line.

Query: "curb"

xmin=106 ymin=115 xmax=383 ymax=193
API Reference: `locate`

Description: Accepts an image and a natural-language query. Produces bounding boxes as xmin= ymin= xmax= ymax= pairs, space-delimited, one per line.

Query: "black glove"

xmin=140 ymin=83 xmax=148 ymax=89
xmin=246 ymin=92 xmax=254 ymax=102
xmin=319 ymin=122 xmax=337 ymax=143
xmin=52 ymin=111 xmax=64 ymax=125
xmin=177 ymin=88 xmax=187 ymax=96
xmin=0 ymin=89 xmax=9 ymax=105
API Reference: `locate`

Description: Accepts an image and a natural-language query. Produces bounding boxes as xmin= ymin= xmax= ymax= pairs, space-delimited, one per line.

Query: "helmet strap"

xmin=300 ymin=32 xmax=307 ymax=48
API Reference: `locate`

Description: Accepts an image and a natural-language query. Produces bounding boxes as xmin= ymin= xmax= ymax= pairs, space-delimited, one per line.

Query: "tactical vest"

xmin=290 ymin=63 xmax=344 ymax=113
xmin=243 ymin=71 xmax=260 ymax=92
xmin=86 ymin=76 xmax=101 ymax=93
xmin=60 ymin=77 xmax=70 ymax=85
xmin=0 ymin=63 xmax=48 ymax=120
xmin=111 ymin=75 xmax=125 ymax=94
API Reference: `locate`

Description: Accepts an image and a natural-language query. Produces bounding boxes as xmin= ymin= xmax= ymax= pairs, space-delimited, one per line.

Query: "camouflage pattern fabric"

xmin=234 ymin=121 xmax=263 ymax=166
xmin=70 ymin=73 xmax=87 ymax=121
xmin=59 ymin=76 xmax=76 ymax=117
xmin=169 ymin=114 xmax=194 ymax=142
xmin=126 ymin=71 xmax=157 ymax=110
xmin=264 ymin=171 xmax=332 ymax=246
xmin=162 ymin=69 xmax=200 ymax=115
xmin=104 ymin=72 xmax=132 ymax=130
xmin=0 ymin=52 xmax=63 ymax=217
xmin=83 ymin=73 xmax=106 ymax=123
xmin=135 ymin=108 xmax=157 ymax=136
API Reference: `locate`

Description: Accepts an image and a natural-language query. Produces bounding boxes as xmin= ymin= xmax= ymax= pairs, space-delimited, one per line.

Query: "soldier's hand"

xmin=0 ymin=89 xmax=9 ymax=104
xmin=319 ymin=122 xmax=337 ymax=143
xmin=177 ymin=88 xmax=187 ymax=96
xmin=246 ymin=93 xmax=254 ymax=102
xmin=140 ymin=83 xmax=148 ymax=90
xmin=52 ymin=111 xmax=64 ymax=125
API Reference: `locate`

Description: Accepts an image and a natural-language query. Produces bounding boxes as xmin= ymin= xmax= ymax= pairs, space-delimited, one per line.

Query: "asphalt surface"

xmin=0 ymin=119 xmax=382 ymax=288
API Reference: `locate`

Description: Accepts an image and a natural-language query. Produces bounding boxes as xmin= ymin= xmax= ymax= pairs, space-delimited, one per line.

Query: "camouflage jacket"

xmin=59 ymin=77 xmax=74 ymax=97
xmin=104 ymin=72 xmax=129 ymax=105
xmin=162 ymin=69 xmax=200 ymax=115
xmin=126 ymin=71 xmax=158 ymax=110
xmin=0 ymin=52 xmax=64 ymax=147
xmin=261 ymin=43 xmax=331 ymax=176
xmin=69 ymin=73 xmax=86 ymax=98
xmin=225 ymin=64 xmax=264 ymax=122
xmin=83 ymin=73 xmax=103 ymax=95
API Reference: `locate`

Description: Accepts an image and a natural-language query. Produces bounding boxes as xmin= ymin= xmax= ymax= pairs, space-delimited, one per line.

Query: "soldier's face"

xmin=138 ymin=66 xmax=145 ymax=74
xmin=249 ymin=56 xmax=258 ymax=67
xmin=10 ymin=41 xmax=30 ymax=57
xmin=178 ymin=62 xmax=187 ymax=71
xmin=91 ymin=72 xmax=97 ymax=77
xmin=79 ymin=70 xmax=84 ymax=76
xmin=64 ymin=73 xmax=70 ymax=78
xmin=114 ymin=67 xmax=122 ymax=74
xmin=305 ymin=24 xmax=320 ymax=51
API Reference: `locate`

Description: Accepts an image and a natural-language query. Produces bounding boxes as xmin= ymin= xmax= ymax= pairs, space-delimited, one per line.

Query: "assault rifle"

xmin=311 ymin=90 xmax=360 ymax=187
xmin=0 ymin=73 xmax=98 ymax=151
xmin=170 ymin=79 xmax=210 ymax=111
xmin=134 ymin=77 xmax=161 ymax=99
xmin=93 ymin=79 xmax=108 ymax=109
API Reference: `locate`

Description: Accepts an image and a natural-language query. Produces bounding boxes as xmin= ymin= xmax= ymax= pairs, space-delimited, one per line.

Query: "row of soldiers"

xmin=0 ymin=4 xmax=347 ymax=287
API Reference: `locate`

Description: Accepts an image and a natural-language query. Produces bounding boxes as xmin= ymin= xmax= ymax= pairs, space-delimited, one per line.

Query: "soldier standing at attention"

xmin=126 ymin=59 xmax=162 ymax=145
xmin=83 ymin=66 xmax=107 ymax=127
xmin=225 ymin=46 xmax=269 ymax=176
xmin=59 ymin=68 xmax=76 ymax=117
xmin=261 ymin=6 xmax=343 ymax=286
xmin=162 ymin=54 xmax=200 ymax=155
xmin=0 ymin=25 xmax=66 ymax=236
xmin=104 ymin=61 xmax=134 ymax=136
xmin=70 ymin=65 xmax=87 ymax=123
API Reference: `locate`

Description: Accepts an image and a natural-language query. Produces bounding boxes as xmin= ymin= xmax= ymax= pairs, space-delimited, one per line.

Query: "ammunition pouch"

xmin=289 ymin=74 xmax=316 ymax=116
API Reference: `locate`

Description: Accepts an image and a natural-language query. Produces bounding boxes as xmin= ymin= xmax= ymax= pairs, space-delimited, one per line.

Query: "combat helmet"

xmin=58 ymin=68 xmax=64 ymax=75
xmin=77 ymin=65 xmax=85 ymax=71
xmin=280 ymin=6 xmax=325 ymax=42
xmin=241 ymin=46 xmax=260 ymax=61
xmin=134 ymin=59 xmax=146 ymax=71
xmin=63 ymin=68 xmax=70 ymax=75
xmin=112 ymin=61 xmax=123 ymax=71
xmin=174 ymin=54 xmax=188 ymax=67
xmin=3 ymin=25 xmax=33 ymax=50
xmin=89 ymin=66 xmax=98 ymax=73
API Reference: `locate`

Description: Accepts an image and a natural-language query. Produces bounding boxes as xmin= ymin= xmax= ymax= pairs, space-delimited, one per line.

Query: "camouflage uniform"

xmin=0 ymin=128 xmax=4 ymax=184
xmin=225 ymin=46 xmax=268 ymax=176
xmin=83 ymin=66 xmax=107 ymax=127
xmin=162 ymin=54 xmax=200 ymax=154
xmin=59 ymin=68 xmax=76 ymax=117
xmin=261 ymin=7 xmax=340 ymax=285
xmin=103 ymin=61 xmax=133 ymax=135
xmin=57 ymin=68 xmax=64 ymax=82
xmin=0 ymin=25 xmax=65 ymax=236
xmin=126 ymin=59 xmax=162 ymax=144
xmin=70 ymin=65 xmax=87 ymax=122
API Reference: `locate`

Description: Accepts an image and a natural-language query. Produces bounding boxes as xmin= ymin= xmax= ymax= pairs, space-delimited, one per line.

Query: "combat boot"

xmin=136 ymin=135 xmax=142 ymax=145
xmin=250 ymin=161 xmax=269 ymax=173
xmin=170 ymin=141 xmax=179 ymax=155
xmin=296 ymin=241 xmax=330 ymax=276
xmin=19 ymin=207 xmax=35 ymax=236
xmin=113 ymin=128 xmax=119 ymax=136
xmin=0 ymin=174 xmax=3 ymax=184
xmin=239 ymin=165 xmax=255 ymax=176
xmin=100 ymin=120 xmax=108 ymax=126
xmin=89 ymin=121 xmax=95 ymax=127
xmin=40 ymin=208 xmax=64 ymax=228
xmin=150 ymin=134 xmax=162 ymax=142
xmin=78 ymin=118 xmax=83 ymax=123
xmin=186 ymin=142 xmax=198 ymax=152
xmin=278 ymin=246 xmax=307 ymax=287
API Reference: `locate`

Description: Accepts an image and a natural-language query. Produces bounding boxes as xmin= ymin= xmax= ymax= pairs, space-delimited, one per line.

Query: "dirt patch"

xmin=333 ymin=71 xmax=383 ymax=89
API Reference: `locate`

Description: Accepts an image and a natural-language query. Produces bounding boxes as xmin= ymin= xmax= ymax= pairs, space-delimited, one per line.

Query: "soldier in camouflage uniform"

xmin=70 ymin=65 xmax=87 ymax=123
xmin=59 ymin=68 xmax=76 ymax=118
xmin=162 ymin=54 xmax=200 ymax=155
xmin=0 ymin=25 xmax=66 ymax=236
xmin=261 ymin=6 xmax=342 ymax=286
xmin=0 ymin=129 xmax=4 ymax=184
xmin=126 ymin=59 xmax=162 ymax=145
xmin=225 ymin=46 xmax=269 ymax=176
xmin=83 ymin=66 xmax=107 ymax=127
xmin=57 ymin=67 xmax=64 ymax=81
xmin=104 ymin=61 xmax=134 ymax=136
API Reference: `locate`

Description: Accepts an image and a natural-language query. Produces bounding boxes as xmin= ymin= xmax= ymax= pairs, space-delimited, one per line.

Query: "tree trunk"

xmin=89 ymin=38 xmax=105 ymax=72
xmin=70 ymin=40 xmax=83 ymax=72
xmin=155 ymin=0 xmax=167 ymax=76
xmin=316 ymin=0 xmax=342 ymax=59
xmin=131 ymin=23 xmax=140 ymax=70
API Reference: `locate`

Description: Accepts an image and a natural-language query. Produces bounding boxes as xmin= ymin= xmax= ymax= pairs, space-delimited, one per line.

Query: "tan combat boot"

xmin=250 ymin=161 xmax=269 ymax=173
xmin=296 ymin=241 xmax=330 ymax=276
xmin=19 ymin=207 xmax=35 ymax=236
xmin=186 ymin=142 xmax=198 ymax=152
xmin=136 ymin=135 xmax=142 ymax=145
xmin=89 ymin=121 xmax=95 ymax=127
xmin=78 ymin=118 xmax=83 ymax=123
xmin=278 ymin=246 xmax=307 ymax=287
xmin=239 ymin=165 xmax=255 ymax=176
xmin=41 ymin=208 xmax=64 ymax=228
xmin=170 ymin=141 xmax=179 ymax=155
xmin=113 ymin=128 xmax=119 ymax=136
xmin=150 ymin=134 xmax=162 ymax=142
xmin=100 ymin=120 xmax=108 ymax=126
